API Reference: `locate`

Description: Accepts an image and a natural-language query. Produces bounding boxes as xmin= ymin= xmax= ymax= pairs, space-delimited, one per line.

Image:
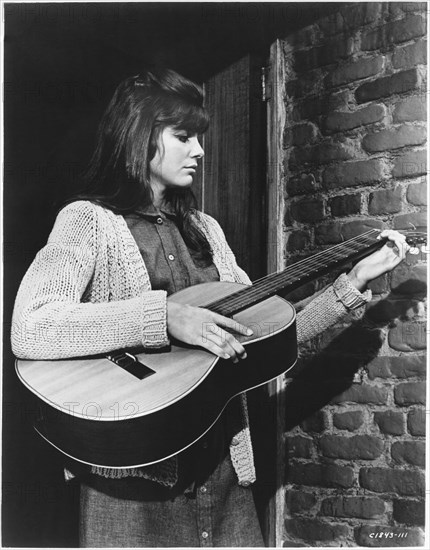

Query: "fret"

xmin=207 ymin=229 xmax=385 ymax=316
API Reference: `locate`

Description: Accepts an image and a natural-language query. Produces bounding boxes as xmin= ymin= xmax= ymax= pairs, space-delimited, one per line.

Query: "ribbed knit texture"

xmin=11 ymin=200 xmax=371 ymax=487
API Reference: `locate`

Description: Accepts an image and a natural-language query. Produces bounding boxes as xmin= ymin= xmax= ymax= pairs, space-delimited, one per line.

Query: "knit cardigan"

xmin=11 ymin=200 xmax=371 ymax=487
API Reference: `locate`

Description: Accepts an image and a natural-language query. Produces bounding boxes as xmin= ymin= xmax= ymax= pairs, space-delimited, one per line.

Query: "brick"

xmin=286 ymin=435 xmax=314 ymax=458
xmin=325 ymin=104 xmax=385 ymax=133
xmin=393 ymin=212 xmax=427 ymax=229
xmin=328 ymin=89 xmax=352 ymax=111
xmin=365 ymin=298 xmax=420 ymax=324
xmin=391 ymin=440 xmax=425 ymax=467
xmin=286 ymin=230 xmax=311 ymax=252
xmin=323 ymin=159 xmax=385 ymax=190
xmin=407 ymin=182 xmax=427 ymax=206
xmin=389 ymin=2 xmax=428 ymax=17
xmin=287 ymin=462 xmax=354 ymax=488
xmin=286 ymin=490 xmax=317 ymax=513
xmin=389 ymin=355 xmax=426 ymax=378
xmin=333 ymin=410 xmax=363 ymax=431
xmin=356 ymin=68 xmax=421 ymax=103
xmin=374 ymin=410 xmax=405 ymax=435
xmin=282 ymin=540 xmax=308 ymax=547
xmin=320 ymin=3 xmax=384 ymax=36
xmin=284 ymin=122 xmax=318 ymax=147
xmin=294 ymin=95 xmax=329 ymax=120
xmin=389 ymin=322 xmax=426 ymax=352
xmin=320 ymin=435 xmax=384 ymax=460
xmin=393 ymin=499 xmax=425 ymax=526
xmin=286 ymin=69 xmax=322 ymax=99
xmin=359 ymin=467 xmax=425 ymax=496
xmin=330 ymin=194 xmax=361 ymax=217
xmin=301 ymin=410 xmax=327 ymax=433
xmin=290 ymin=142 xmax=355 ymax=169
xmin=287 ymin=173 xmax=319 ymax=196
xmin=315 ymin=223 xmax=343 ymax=245
xmin=290 ymin=198 xmax=325 ymax=223
xmin=368 ymin=274 xmax=390 ymax=294
xmin=331 ymin=384 xmax=388 ymax=405
xmin=367 ymin=357 xmax=392 ymax=379
xmin=361 ymin=15 xmax=427 ymax=51
xmin=393 ymin=40 xmax=427 ymax=69
xmin=362 ymin=125 xmax=426 ymax=153
xmin=407 ymin=408 xmax=425 ymax=436
xmin=284 ymin=206 xmax=293 ymax=227
xmin=393 ymin=95 xmax=426 ymax=123
xmin=392 ymin=149 xmax=426 ymax=178
xmin=294 ymin=37 xmax=353 ymax=73
xmin=355 ymin=525 xmax=424 ymax=547
xmin=340 ymin=219 xmax=384 ymax=240
xmin=326 ymin=56 xmax=384 ymax=88
xmin=368 ymin=186 xmax=403 ymax=214
xmin=321 ymin=496 xmax=385 ymax=519
xmin=394 ymin=382 xmax=426 ymax=405
xmin=391 ymin=263 xmax=427 ymax=295
xmin=285 ymin=518 xmax=349 ymax=542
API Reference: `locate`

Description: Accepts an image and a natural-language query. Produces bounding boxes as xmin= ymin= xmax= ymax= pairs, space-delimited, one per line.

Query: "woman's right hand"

xmin=166 ymin=301 xmax=253 ymax=363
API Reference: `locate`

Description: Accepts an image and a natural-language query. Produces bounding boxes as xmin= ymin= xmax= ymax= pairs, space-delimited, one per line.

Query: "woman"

xmin=11 ymin=69 xmax=408 ymax=547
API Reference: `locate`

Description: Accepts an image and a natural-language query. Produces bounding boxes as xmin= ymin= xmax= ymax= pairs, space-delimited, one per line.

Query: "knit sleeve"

xmin=296 ymin=274 xmax=372 ymax=345
xmin=11 ymin=201 xmax=168 ymax=360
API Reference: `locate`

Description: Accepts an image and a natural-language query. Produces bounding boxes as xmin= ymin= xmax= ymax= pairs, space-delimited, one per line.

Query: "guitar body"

xmin=16 ymin=281 xmax=297 ymax=468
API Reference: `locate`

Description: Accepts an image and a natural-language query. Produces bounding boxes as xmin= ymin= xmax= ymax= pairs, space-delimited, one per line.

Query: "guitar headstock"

xmin=403 ymin=230 xmax=427 ymax=255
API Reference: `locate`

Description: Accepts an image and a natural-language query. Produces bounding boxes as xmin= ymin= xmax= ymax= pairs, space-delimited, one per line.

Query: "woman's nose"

xmin=191 ymin=137 xmax=204 ymax=158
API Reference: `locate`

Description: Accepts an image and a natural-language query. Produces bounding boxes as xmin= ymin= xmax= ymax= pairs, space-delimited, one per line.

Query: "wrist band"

xmin=333 ymin=273 xmax=372 ymax=310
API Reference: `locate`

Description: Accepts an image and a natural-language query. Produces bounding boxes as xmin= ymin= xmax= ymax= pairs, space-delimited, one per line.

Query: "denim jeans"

xmin=79 ymin=454 xmax=264 ymax=547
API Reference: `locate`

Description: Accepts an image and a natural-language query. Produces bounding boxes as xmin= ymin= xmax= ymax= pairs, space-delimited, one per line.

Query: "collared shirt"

xmin=124 ymin=204 xmax=219 ymax=296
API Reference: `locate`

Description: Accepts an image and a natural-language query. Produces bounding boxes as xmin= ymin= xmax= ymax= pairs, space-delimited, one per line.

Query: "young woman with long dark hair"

xmin=11 ymin=68 xmax=408 ymax=547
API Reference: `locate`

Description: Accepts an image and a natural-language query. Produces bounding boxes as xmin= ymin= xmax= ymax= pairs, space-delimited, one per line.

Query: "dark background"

xmin=3 ymin=3 xmax=342 ymax=546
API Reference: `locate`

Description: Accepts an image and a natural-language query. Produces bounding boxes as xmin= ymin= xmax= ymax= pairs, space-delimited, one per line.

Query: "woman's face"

xmin=149 ymin=126 xmax=204 ymax=193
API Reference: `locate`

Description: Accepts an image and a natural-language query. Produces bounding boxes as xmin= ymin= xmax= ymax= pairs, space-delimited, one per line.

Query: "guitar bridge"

xmin=106 ymin=350 xmax=155 ymax=380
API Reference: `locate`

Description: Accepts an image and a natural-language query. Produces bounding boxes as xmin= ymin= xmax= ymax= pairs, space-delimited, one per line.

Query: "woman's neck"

xmin=150 ymin=181 xmax=166 ymax=209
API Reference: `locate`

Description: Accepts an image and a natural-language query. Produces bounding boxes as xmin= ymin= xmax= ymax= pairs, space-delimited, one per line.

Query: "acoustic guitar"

xmin=15 ymin=229 xmax=425 ymax=468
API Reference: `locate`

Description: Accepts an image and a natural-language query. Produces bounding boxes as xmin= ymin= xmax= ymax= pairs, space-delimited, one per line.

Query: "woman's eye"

xmin=177 ymin=135 xmax=189 ymax=143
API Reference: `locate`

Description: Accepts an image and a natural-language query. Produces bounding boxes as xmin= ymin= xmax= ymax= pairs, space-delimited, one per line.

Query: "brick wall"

xmin=280 ymin=3 xmax=427 ymax=547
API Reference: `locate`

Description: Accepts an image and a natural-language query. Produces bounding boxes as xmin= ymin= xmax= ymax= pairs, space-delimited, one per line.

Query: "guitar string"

xmin=206 ymin=229 xmax=382 ymax=314
xmin=207 ymin=231 xmax=380 ymax=313
xmin=238 ymin=229 xmax=380 ymax=289
xmin=246 ymin=228 xmax=423 ymax=289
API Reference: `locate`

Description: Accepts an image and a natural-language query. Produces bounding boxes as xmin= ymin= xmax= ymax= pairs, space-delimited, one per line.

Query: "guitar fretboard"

xmin=207 ymin=229 xmax=385 ymax=317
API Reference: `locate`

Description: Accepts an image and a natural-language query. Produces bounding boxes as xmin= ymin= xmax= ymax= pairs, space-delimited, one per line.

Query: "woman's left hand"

xmin=347 ymin=229 xmax=409 ymax=291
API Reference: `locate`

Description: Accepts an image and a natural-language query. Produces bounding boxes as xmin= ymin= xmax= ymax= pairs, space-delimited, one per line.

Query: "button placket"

xmin=196 ymin=478 xmax=212 ymax=547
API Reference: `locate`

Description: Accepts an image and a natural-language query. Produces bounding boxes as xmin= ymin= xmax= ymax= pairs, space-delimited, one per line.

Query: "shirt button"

xmin=168 ymin=254 xmax=175 ymax=261
xmin=202 ymin=440 xmax=208 ymax=449
xmin=241 ymin=480 xmax=251 ymax=487
xmin=156 ymin=217 xmax=163 ymax=224
xmin=231 ymin=436 xmax=240 ymax=446
xmin=201 ymin=531 xmax=209 ymax=539
xmin=200 ymin=485 xmax=207 ymax=494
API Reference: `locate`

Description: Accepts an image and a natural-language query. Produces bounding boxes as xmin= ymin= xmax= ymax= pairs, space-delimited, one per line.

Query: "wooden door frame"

xmin=266 ymin=38 xmax=287 ymax=548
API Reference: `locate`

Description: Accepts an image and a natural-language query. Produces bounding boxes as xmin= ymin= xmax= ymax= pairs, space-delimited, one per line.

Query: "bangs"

xmin=162 ymin=98 xmax=210 ymax=135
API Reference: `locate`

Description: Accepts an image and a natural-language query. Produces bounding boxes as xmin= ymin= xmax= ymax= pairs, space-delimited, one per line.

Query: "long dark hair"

xmin=66 ymin=68 xmax=212 ymax=262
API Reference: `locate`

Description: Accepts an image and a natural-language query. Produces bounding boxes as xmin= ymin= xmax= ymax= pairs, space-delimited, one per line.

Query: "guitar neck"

xmin=208 ymin=229 xmax=386 ymax=317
